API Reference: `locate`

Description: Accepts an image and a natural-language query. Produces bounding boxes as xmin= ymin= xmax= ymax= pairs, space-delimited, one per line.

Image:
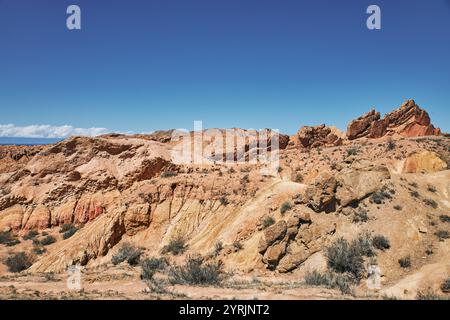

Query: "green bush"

xmin=347 ymin=148 xmax=359 ymax=157
xmin=111 ymin=243 xmax=142 ymax=266
xmin=161 ymin=171 xmax=177 ymax=178
xmin=141 ymin=257 xmax=167 ymax=280
xmin=59 ymin=224 xmax=75 ymax=233
xmin=398 ymin=256 xmax=411 ymax=268
xmin=440 ymin=215 xmax=450 ymax=223
xmin=372 ymin=235 xmax=390 ymax=251
xmin=61 ymin=225 xmax=79 ymax=240
xmin=280 ymin=202 xmax=292 ymax=214
xmin=5 ymin=252 xmax=33 ymax=273
xmin=161 ymin=237 xmax=186 ymax=255
xmin=169 ymin=256 xmax=222 ymax=285
xmin=262 ymin=216 xmax=275 ymax=229
xmin=39 ymin=235 xmax=56 ymax=246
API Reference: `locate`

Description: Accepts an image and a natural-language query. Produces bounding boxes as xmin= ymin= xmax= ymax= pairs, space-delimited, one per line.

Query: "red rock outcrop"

xmin=347 ymin=99 xmax=441 ymax=140
xmin=296 ymin=125 xmax=344 ymax=148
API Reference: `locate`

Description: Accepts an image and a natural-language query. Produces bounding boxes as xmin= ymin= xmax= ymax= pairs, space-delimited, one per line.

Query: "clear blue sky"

xmin=0 ymin=0 xmax=449 ymax=136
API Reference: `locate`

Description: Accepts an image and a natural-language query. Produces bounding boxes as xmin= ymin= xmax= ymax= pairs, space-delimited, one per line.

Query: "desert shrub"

xmin=23 ymin=230 xmax=39 ymax=240
xmin=169 ymin=256 xmax=222 ymax=285
xmin=214 ymin=241 xmax=223 ymax=256
xmin=393 ymin=204 xmax=402 ymax=211
xmin=262 ymin=216 xmax=275 ymax=229
xmin=39 ymin=235 xmax=56 ymax=246
xmin=351 ymin=232 xmax=375 ymax=258
xmin=219 ymin=196 xmax=229 ymax=206
xmin=371 ymin=188 xmax=392 ymax=204
xmin=161 ymin=171 xmax=177 ymax=178
xmin=62 ymin=227 xmax=78 ymax=240
xmin=409 ymin=182 xmax=418 ymax=188
xmin=372 ymin=235 xmax=391 ymax=251
xmin=141 ymin=257 xmax=167 ymax=280
xmin=410 ymin=190 xmax=420 ymax=198
xmin=423 ymin=198 xmax=438 ymax=209
xmin=280 ymin=201 xmax=292 ymax=214
xmin=416 ymin=288 xmax=447 ymax=300
xmin=161 ymin=237 xmax=186 ymax=255
xmin=441 ymin=278 xmax=450 ymax=293
xmin=0 ymin=231 xmax=20 ymax=246
xmin=398 ymin=256 xmax=411 ymax=268
xmin=326 ymin=237 xmax=365 ymax=280
xmin=111 ymin=243 xmax=142 ymax=266
xmin=352 ymin=210 xmax=369 ymax=223
xmin=33 ymin=247 xmax=46 ymax=255
xmin=304 ymin=270 xmax=352 ymax=294
xmin=233 ymin=241 xmax=243 ymax=251
xmin=347 ymin=147 xmax=359 ymax=157
xmin=277 ymin=167 xmax=283 ymax=173
xmin=427 ymin=185 xmax=437 ymax=193
xmin=59 ymin=224 xmax=75 ymax=233
xmin=439 ymin=215 xmax=450 ymax=223
xmin=386 ymin=140 xmax=396 ymax=151
xmin=241 ymin=174 xmax=250 ymax=183
xmin=435 ymin=230 xmax=450 ymax=241
xmin=295 ymin=174 xmax=303 ymax=183
xmin=5 ymin=252 xmax=33 ymax=273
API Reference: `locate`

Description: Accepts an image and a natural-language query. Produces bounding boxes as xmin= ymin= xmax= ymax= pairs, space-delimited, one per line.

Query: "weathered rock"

xmin=336 ymin=162 xmax=391 ymax=207
xmin=277 ymin=242 xmax=310 ymax=273
xmin=347 ymin=100 xmax=441 ymax=140
xmin=263 ymin=241 xmax=287 ymax=268
xmin=402 ymin=151 xmax=447 ymax=173
xmin=67 ymin=171 xmax=81 ymax=181
xmin=303 ymin=171 xmax=337 ymax=213
xmin=296 ymin=125 xmax=344 ymax=148
xmin=0 ymin=205 xmax=23 ymax=231
xmin=23 ymin=205 xmax=51 ymax=230
xmin=258 ymin=220 xmax=287 ymax=253
xmin=124 ymin=203 xmax=151 ymax=236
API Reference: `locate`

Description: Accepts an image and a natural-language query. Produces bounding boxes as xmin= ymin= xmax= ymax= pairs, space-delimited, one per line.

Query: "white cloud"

xmin=0 ymin=124 xmax=109 ymax=138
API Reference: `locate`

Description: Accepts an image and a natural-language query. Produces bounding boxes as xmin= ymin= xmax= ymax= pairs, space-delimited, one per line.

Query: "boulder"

xmin=402 ymin=151 xmax=447 ymax=173
xmin=296 ymin=125 xmax=344 ymax=148
xmin=335 ymin=162 xmax=391 ymax=207
xmin=303 ymin=171 xmax=337 ymax=213
xmin=262 ymin=241 xmax=287 ymax=268
xmin=258 ymin=220 xmax=287 ymax=253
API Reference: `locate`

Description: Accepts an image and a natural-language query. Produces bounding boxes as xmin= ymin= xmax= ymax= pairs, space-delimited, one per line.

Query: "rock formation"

xmin=347 ymin=99 xmax=441 ymax=140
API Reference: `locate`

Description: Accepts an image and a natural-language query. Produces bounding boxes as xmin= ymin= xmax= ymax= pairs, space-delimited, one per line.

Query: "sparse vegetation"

xmin=304 ymin=270 xmax=352 ymax=294
xmin=410 ymin=190 xmax=420 ymax=198
xmin=409 ymin=182 xmax=418 ymax=188
xmin=23 ymin=230 xmax=39 ymax=240
xmin=393 ymin=204 xmax=402 ymax=211
xmin=0 ymin=231 xmax=20 ymax=246
xmin=372 ymin=235 xmax=391 ymax=251
xmin=386 ymin=139 xmax=396 ymax=151
xmin=427 ymin=185 xmax=437 ymax=193
xmin=435 ymin=230 xmax=450 ymax=241
xmin=161 ymin=237 xmax=187 ymax=255
xmin=280 ymin=201 xmax=292 ymax=214
xmin=39 ymin=235 xmax=56 ymax=246
xmin=219 ymin=196 xmax=229 ymax=206
xmin=371 ymin=188 xmax=392 ymax=204
xmin=423 ymin=198 xmax=438 ymax=209
xmin=441 ymin=278 xmax=450 ymax=293
xmin=416 ymin=288 xmax=448 ymax=300
xmin=214 ymin=241 xmax=223 ymax=256
xmin=60 ymin=224 xmax=79 ymax=240
xmin=352 ymin=210 xmax=369 ymax=223
xmin=398 ymin=256 xmax=411 ymax=268
xmin=169 ymin=256 xmax=223 ymax=285
xmin=5 ymin=252 xmax=33 ymax=273
xmin=233 ymin=241 xmax=243 ymax=251
xmin=326 ymin=233 xmax=375 ymax=281
xmin=294 ymin=174 xmax=303 ymax=183
xmin=347 ymin=147 xmax=359 ymax=157
xmin=111 ymin=243 xmax=142 ymax=266
xmin=161 ymin=171 xmax=177 ymax=178
xmin=262 ymin=216 xmax=275 ymax=229
xmin=141 ymin=257 xmax=167 ymax=280
xmin=439 ymin=215 xmax=450 ymax=223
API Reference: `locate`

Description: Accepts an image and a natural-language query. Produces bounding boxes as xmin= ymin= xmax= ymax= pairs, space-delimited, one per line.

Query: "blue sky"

xmin=0 ymin=0 xmax=449 ymax=137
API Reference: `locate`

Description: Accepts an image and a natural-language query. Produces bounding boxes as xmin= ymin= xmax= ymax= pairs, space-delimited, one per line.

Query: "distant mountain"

xmin=0 ymin=137 xmax=62 ymax=146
